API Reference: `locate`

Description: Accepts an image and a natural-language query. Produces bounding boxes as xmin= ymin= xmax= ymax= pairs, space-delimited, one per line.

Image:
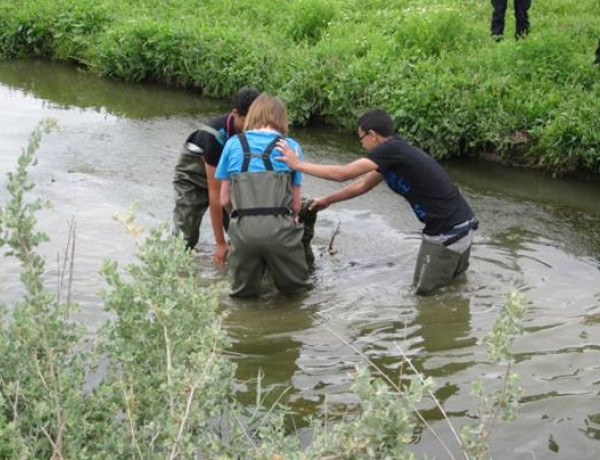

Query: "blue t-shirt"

xmin=215 ymin=130 xmax=303 ymax=186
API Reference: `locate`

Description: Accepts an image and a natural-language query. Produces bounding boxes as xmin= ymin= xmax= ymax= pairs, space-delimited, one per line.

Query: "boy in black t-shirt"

xmin=275 ymin=109 xmax=478 ymax=295
xmin=172 ymin=87 xmax=259 ymax=265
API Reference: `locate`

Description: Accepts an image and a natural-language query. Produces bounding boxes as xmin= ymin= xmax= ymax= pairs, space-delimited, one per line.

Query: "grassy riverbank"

xmin=1 ymin=0 xmax=599 ymax=175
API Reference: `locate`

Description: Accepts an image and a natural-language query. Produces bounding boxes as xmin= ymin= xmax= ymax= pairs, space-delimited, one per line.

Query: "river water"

xmin=1 ymin=60 xmax=599 ymax=458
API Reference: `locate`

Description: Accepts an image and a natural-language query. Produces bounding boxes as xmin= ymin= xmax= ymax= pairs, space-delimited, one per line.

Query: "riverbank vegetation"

xmin=0 ymin=123 xmax=527 ymax=457
xmin=1 ymin=0 xmax=599 ymax=175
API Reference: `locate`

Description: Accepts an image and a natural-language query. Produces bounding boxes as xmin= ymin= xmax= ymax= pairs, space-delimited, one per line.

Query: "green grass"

xmin=1 ymin=0 xmax=599 ymax=175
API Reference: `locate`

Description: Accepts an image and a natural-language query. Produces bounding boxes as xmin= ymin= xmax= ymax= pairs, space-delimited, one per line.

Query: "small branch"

xmin=328 ymin=221 xmax=341 ymax=255
xmin=66 ymin=218 xmax=76 ymax=307
xmin=235 ymin=415 xmax=258 ymax=451
xmin=56 ymin=217 xmax=76 ymax=309
xmin=395 ymin=343 xmax=468 ymax=459
xmin=39 ymin=327 xmax=65 ymax=459
xmin=163 ymin=324 xmax=175 ymax=416
xmin=320 ymin=323 xmax=457 ymax=460
xmin=52 ymin=414 xmax=66 ymax=460
xmin=480 ymin=362 xmax=512 ymax=442
xmin=121 ymin=377 xmax=143 ymax=459
xmin=41 ymin=426 xmax=63 ymax=460
xmin=168 ymin=382 xmax=199 ymax=460
xmin=56 ymin=252 xmax=62 ymax=304
xmin=0 ymin=375 xmax=21 ymax=423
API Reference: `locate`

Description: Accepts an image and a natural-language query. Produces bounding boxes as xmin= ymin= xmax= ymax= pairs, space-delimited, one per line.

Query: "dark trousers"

xmin=595 ymin=38 xmax=600 ymax=64
xmin=491 ymin=0 xmax=531 ymax=37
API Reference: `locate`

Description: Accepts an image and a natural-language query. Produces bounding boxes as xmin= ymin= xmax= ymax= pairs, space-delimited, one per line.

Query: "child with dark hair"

xmin=172 ymin=87 xmax=259 ymax=265
xmin=276 ymin=109 xmax=478 ymax=295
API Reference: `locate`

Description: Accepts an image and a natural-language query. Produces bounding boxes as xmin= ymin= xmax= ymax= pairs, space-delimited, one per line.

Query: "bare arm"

xmin=205 ymin=163 xmax=229 ymax=266
xmin=275 ymin=140 xmax=378 ymax=182
xmin=291 ymin=185 xmax=302 ymax=218
xmin=206 ymin=163 xmax=226 ymax=246
xmin=220 ymin=179 xmax=232 ymax=213
xmin=311 ymin=171 xmax=384 ymax=211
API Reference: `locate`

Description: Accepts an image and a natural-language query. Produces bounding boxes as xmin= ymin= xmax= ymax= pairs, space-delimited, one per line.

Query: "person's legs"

xmin=263 ymin=221 xmax=309 ymax=295
xmin=228 ymin=228 xmax=266 ymax=297
xmin=491 ymin=0 xmax=508 ymax=38
xmin=413 ymin=229 xmax=475 ymax=295
xmin=172 ymin=154 xmax=209 ymax=249
xmin=514 ymin=0 xmax=531 ymax=38
xmin=413 ymin=239 xmax=462 ymax=295
xmin=594 ymin=37 xmax=600 ymax=64
xmin=454 ymin=246 xmax=471 ymax=277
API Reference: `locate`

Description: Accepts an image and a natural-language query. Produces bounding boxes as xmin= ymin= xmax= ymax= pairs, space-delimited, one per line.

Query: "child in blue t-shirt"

xmin=216 ymin=94 xmax=309 ymax=297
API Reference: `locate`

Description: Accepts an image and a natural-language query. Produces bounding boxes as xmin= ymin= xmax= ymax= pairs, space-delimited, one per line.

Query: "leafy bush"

xmin=0 ymin=123 xmax=529 ymax=458
xmin=286 ymin=0 xmax=337 ymax=44
xmin=1 ymin=0 xmax=600 ymax=174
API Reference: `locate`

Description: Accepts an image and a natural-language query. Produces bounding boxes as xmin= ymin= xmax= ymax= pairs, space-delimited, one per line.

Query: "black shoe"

xmin=515 ymin=29 xmax=529 ymax=40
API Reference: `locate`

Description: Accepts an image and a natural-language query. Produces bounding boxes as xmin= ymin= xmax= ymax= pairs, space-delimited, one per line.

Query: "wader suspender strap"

xmin=239 ymin=133 xmax=280 ymax=172
xmin=198 ymin=124 xmax=227 ymax=146
xmin=231 ymin=133 xmax=291 ymax=219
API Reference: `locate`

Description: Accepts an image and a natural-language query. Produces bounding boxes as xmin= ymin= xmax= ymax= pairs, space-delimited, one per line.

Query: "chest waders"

xmin=172 ymin=118 xmax=231 ymax=249
xmin=413 ymin=219 xmax=478 ymax=295
xmin=227 ymin=133 xmax=309 ymax=297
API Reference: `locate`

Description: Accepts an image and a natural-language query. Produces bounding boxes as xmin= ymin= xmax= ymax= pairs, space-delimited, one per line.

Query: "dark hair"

xmin=357 ymin=109 xmax=395 ymax=137
xmin=232 ymin=87 xmax=260 ymax=116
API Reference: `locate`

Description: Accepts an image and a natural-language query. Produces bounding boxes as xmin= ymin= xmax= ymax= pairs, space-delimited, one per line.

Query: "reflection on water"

xmin=1 ymin=60 xmax=600 ymax=458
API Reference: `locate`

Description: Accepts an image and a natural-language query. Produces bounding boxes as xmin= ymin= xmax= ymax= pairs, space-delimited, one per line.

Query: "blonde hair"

xmin=243 ymin=94 xmax=289 ymax=136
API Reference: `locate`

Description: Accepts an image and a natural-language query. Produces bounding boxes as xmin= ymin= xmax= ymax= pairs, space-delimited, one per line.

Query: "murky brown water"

xmin=1 ymin=60 xmax=599 ymax=458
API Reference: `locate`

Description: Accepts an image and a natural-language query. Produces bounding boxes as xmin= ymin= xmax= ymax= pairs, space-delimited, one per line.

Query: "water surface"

xmin=1 ymin=60 xmax=599 ymax=458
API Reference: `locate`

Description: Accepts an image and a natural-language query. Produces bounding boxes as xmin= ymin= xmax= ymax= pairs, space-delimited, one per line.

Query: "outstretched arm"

xmin=275 ymin=140 xmax=378 ymax=182
xmin=310 ymin=171 xmax=384 ymax=211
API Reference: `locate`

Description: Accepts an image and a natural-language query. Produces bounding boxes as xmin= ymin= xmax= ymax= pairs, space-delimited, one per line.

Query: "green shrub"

xmin=0 ymin=123 xmax=529 ymax=458
xmin=286 ymin=0 xmax=337 ymax=44
xmin=2 ymin=0 xmax=600 ymax=174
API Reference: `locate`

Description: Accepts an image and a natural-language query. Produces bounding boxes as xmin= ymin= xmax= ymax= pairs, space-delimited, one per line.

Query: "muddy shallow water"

xmin=1 ymin=60 xmax=599 ymax=458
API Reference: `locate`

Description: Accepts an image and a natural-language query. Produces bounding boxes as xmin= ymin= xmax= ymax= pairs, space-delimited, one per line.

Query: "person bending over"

xmin=172 ymin=87 xmax=259 ymax=265
xmin=276 ymin=109 xmax=478 ymax=295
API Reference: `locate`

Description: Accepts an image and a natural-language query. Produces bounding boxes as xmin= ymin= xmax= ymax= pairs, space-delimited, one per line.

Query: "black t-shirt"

xmin=367 ymin=136 xmax=474 ymax=235
xmin=185 ymin=113 xmax=235 ymax=167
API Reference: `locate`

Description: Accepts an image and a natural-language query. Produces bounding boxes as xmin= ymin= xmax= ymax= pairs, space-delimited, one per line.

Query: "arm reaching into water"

xmin=205 ymin=162 xmax=229 ymax=266
xmin=275 ymin=139 xmax=378 ymax=182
